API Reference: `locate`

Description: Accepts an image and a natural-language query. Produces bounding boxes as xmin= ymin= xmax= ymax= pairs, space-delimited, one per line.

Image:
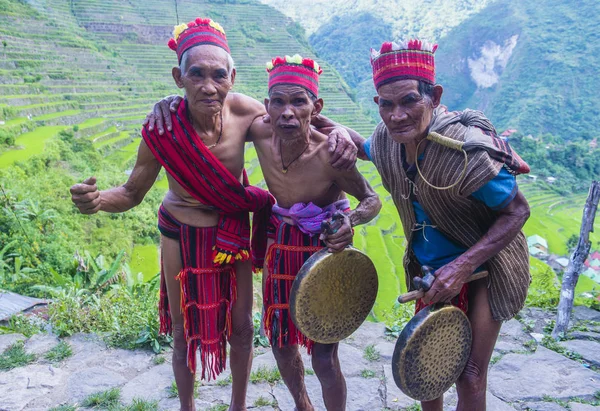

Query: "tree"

xmin=552 ymin=181 xmax=600 ymax=339
xmin=2 ymin=40 xmax=6 ymax=61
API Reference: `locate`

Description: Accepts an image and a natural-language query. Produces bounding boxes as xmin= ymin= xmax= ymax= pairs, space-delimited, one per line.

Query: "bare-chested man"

xmin=148 ymin=54 xmax=381 ymax=410
xmin=248 ymin=55 xmax=381 ymax=411
xmin=70 ymin=19 xmax=356 ymax=411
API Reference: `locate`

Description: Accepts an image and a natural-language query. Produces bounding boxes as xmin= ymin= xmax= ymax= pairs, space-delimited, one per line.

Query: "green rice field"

xmin=0 ymin=125 xmax=65 ymax=167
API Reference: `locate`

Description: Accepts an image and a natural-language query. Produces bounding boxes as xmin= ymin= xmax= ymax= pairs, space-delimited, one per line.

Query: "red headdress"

xmin=266 ymin=54 xmax=322 ymax=98
xmin=168 ymin=18 xmax=230 ymax=64
xmin=370 ymin=39 xmax=437 ymax=90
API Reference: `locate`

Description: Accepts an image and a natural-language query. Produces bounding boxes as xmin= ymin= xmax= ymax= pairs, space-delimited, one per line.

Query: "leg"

xmin=272 ymin=344 xmax=313 ymax=411
xmin=161 ymin=235 xmax=196 ymax=411
xmin=311 ymin=343 xmax=346 ymax=411
xmin=228 ymin=259 xmax=254 ymax=411
xmin=455 ymin=278 xmax=502 ymax=411
xmin=421 ymin=397 xmax=443 ymax=411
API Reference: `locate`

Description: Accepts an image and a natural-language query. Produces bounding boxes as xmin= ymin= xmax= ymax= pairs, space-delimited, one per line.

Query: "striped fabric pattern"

xmin=263 ymin=217 xmax=324 ymax=353
xmin=157 ymin=205 xmax=235 ymax=380
xmin=268 ymin=64 xmax=320 ymax=97
xmin=168 ymin=18 xmax=230 ymax=64
xmin=370 ymin=111 xmax=531 ymax=321
xmin=372 ymin=49 xmax=436 ymax=89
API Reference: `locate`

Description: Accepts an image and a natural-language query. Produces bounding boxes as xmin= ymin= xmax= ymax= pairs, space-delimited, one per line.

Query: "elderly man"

xmin=317 ymin=40 xmax=531 ymax=410
xmin=70 ymin=19 xmax=355 ymax=411
xmin=248 ymin=55 xmax=381 ymax=411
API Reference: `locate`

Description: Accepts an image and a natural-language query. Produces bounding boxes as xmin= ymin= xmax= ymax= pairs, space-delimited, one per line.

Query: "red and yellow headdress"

xmin=370 ymin=39 xmax=437 ymax=89
xmin=168 ymin=18 xmax=230 ymax=64
xmin=266 ymin=54 xmax=322 ymax=98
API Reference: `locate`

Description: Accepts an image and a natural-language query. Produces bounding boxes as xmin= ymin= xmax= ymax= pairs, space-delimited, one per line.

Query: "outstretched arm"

xmin=70 ymin=140 xmax=162 ymax=214
xmin=321 ymin=168 xmax=382 ymax=252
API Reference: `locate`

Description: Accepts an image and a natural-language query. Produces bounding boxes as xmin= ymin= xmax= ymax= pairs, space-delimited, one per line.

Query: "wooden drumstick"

xmin=397 ymin=270 xmax=489 ymax=304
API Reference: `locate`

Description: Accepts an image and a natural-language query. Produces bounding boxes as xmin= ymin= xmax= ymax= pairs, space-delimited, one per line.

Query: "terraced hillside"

xmin=0 ymin=0 xmax=401 ymax=318
xmin=519 ymin=180 xmax=600 ymax=257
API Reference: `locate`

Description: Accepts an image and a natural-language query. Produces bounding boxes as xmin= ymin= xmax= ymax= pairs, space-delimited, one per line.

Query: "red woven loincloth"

xmin=158 ymin=205 xmax=236 ymax=380
xmin=263 ymin=216 xmax=324 ymax=353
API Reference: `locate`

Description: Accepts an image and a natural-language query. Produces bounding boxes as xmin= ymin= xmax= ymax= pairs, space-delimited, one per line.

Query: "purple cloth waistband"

xmin=272 ymin=199 xmax=350 ymax=236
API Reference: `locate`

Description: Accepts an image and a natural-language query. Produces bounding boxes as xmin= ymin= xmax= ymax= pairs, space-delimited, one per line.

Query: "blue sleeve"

xmin=363 ymin=137 xmax=373 ymax=161
xmin=471 ymin=167 xmax=518 ymax=210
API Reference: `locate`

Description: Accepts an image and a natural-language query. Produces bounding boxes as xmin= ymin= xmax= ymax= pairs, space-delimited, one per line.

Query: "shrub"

xmin=44 ymin=341 xmax=73 ymax=362
xmin=0 ymin=314 xmax=45 ymax=337
xmin=81 ymin=387 xmax=121 ymax=408
xmin=0 ymin=341 xmax=36 ymax=370
xmin=526 ymin=257 xmax=560 ymax=309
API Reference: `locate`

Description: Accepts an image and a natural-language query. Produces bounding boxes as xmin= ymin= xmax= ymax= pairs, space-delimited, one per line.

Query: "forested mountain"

xmin=268 ymin=0 xmax=600 ymax=141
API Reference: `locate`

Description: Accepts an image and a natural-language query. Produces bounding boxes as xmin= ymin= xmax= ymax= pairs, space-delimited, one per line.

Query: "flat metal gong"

xmin=290 ymin=246 xmax=378 ymax=344
xmin=391 ymin=304 xmax=472 ymax=402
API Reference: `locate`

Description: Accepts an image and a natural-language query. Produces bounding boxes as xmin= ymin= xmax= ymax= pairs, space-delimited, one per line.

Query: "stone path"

xmin=1 ymin=307 xmax=600 ymax=410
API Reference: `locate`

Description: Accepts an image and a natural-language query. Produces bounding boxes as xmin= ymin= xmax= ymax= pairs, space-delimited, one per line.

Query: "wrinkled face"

xmin=265 ymin=84 xmax=322 ymax=140
xmin=376 ymin=79 xmax=436 ymax=144
xmin=172 ymin=45 xmax=235 ymax=115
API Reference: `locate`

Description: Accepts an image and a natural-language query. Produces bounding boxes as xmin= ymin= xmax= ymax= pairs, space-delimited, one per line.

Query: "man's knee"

xmin=229 ymin=315 xmax=253 ymax=351
xmin=171 ymin=323 xmax=187 ymax=361
xmin=311 ymin=346 xmax=338 ymax=378
xmin=272 ymin=344 xmax=299 ymax=363
xmin=457 ymin=357 xmax=486 ymax=394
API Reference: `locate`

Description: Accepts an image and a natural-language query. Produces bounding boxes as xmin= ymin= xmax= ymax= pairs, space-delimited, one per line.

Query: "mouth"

xmin=279 ymin=123 xmax=299 ymax=130
xmin=200 ymin=99 xmax=219 ymax=105
xmin=390 ymin=126 xmax=412 ymax=134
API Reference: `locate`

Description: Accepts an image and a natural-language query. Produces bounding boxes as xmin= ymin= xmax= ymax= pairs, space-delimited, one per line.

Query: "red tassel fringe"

xmin=263 ymin=243 xmax=322 ymax=354
xmin=176 ymin=266 xmax=236 ymax=380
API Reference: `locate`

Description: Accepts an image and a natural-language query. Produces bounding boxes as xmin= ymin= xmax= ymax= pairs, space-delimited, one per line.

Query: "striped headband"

xmin=168 ymin=18 xmax=230 ymax=64
xmin=266 ymin=54 xmax=322 ymax=98
xmin=370 ymin=39 xmax=437 ymax=89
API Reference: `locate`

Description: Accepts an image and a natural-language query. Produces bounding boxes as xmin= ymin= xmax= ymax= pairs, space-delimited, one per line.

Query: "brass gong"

xmin=391 ymin=304 xmax=472 ymax=401
xmin=392 ymin=270 xmax=488 ymax=401
xmin=289 ymin=246 xmax=378 ymax=344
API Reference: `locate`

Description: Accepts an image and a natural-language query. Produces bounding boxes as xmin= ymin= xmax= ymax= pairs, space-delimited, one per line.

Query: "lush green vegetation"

xmin=0 ymin=0 xmax=598 ymax=356
xmin=0 ymin=125 xmax=66 ymax=167
xmin=510 ymin=133 xmax=600 ymax=194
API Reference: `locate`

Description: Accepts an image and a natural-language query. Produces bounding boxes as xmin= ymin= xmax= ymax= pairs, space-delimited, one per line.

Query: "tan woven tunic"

xmin=370 ymin=107 xmax=530 ymax=321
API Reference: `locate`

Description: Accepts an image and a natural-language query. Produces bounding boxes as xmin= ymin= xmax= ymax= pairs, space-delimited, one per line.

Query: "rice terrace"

xmin=1 ymin=0 xmax=600 ymax=409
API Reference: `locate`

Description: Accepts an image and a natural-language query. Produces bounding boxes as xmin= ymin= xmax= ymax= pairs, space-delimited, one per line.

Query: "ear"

xmin=373 ymin=95 xmax=379 ymax=105
xmin=432 ymin=85 xmax=443 ymax=108
xmin=264 ymin=98 xmax=269 ymax=112
xmin=312 ymin=98 xmax=324 ymax=117
xmin=229 ymin=67 xmax=236 ymax=88
xmin=172 ymin=67 xmax=184 ymax=89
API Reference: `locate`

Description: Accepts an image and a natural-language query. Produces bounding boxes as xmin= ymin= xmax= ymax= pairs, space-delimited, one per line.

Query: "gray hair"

xmin=418 ymin=80 xmax=435 ymax=101
xmin=180 ymin=49 xmax=235 ymax=78
xmin=226 ymin=53 xmax=235 ymax=76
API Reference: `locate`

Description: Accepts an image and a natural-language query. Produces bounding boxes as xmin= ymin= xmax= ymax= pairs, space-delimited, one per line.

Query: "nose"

xmin=281 ymin=105 xmax=294 ymax=121
xmin=390 ymin=105 xmax=407 ymax=122
xmin=200 ymin=80 xmax=217 ymax=95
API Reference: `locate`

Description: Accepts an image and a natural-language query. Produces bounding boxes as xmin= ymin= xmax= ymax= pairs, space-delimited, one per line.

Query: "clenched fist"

xmin=70 ymin=176 xmax=101 ymax=214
